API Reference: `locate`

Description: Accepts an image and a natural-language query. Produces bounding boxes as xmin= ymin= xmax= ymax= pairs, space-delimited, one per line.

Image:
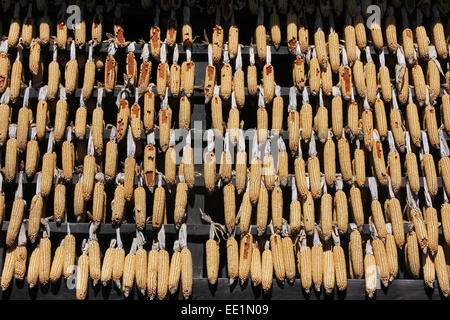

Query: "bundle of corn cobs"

xmin=0 ymin=0 xmax=448 ymax=300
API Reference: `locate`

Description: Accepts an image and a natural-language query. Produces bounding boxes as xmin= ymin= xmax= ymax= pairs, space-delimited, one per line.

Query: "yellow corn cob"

xmin=292 ymin=58 xmax=305 ymax=89
xmin=263 ymin=65 xmax=275 ymax=104
xmin=104 ymin=56 xmax=117 ymax=93
xmin=263 ymin=152 xmax=275 ymax=191
xmin=0 ymin=104 xmax=10 ymax=146
xmin=321 ymin=63 xmax=333 ymax=96
xmin=247 ymin=64 xmax=258 ymax=96
xmin=322 ymin=139 xmax=336 ymax=186
xmin=350 ymin=230 xmax=364 ymax=278
xmin=251 ymin=242 xmax=262 ymax=287
xmin=298 ymin=15 xmax=309 ymax=52
xmin=239 ymin=234 xmax=253 ymax=283
xmin=0 ymin=53 xmax=10 ymax=93
xmin=14 ymin=245 xmax=27 ymax=281
xmin=286 ymin=11 xmax=297 ymax=52
xmin=212 ymin=25 xmax=224 ymax=64
xmin=385 ymin=14 xmax=398 ymax=52
xmin=271 ymin=186 xmax=283 ymax=232
xmin=110 ymin=185 xmax=125 ymax=225
xmin=38 ymin=237 xmax=51 ymax=286
xmin=29 ymin=41 xmax=40 ymax=75
xmin=26 ymin=246 xmax=40 ymax=288
xmin=21 ymin=17 xmax=34 ymax=47
xmin=174 ymin=182 xmax=188 ymax=229
xmin=204 ymin=150 xmax=216 ymax=194
xmin=302 ymin=192 xmax=315 ymax=234
xmin=256 ymin=184 xmax=269 ymax=236
xmin=346 ymin=101 xmax=358 ymax=136
xmin=270 ymin=234 xmax=286 ymax=282
xmin=158 ymin=106 xmax=172 ymax=151
xmin=282 ymin=236 xmax=295 ymax=283
xmin=65 ymin=58 xmax=78 ymax=95
xmin=372 ymin=238 xmax=389 ymax=286
xmin=423 ymin=253 xmax=435 ymax=288
xmin=103 ymin=141 xmax=118 ymax=183
xmin=165 ymin=146 xmax=176 ymax=188
xmin=28 ymin=193 xmax=44 ymax=243
xmin=35 ymin=99 xmax=49 ymax=140
xmin=364 ymin=248 xmax=377 ymax=298
xmin=134 ymin=186 xmax=146 ymax=230
xmin=74 ymin=20 xmax=86 ymax=47
xmin=328 ymin=31 xmax=340 ymax=73
xmin=92 ymin=181 xmax=105 ymax=224
xmin=330 ymin=96 xmax=343 ymax=139
xmin=288 ymin=110 xmax=300 ymax=155
xmin=272 ymin=96 xmax=283 ymax=134
xmin=151 ymin=184 xmax=166 ymax=229
xmin=314 ymin=30 xmax=327 ymax=69
xmin=337 ymin=137 xmax=352 ymax=184
xmin=88 ymin=240 xmax=101 ymax=285
xmin=206 ymin=239 xmax=220 ymax=285
xmin=365 ymin=62 xmax=378 ymax=105
xmin=402 ymin=28 xmax=415 ymax=64
xmin=332 ymin=245 xmax=346 ymax=291
xmin=439 ymin=157 xmax=450 ymax=197
xmin=63 ymin=234 xmax=76 ymax=279
xmin=406 ymin=102 xmax=421 ymax=146
xmin=4 ymin=137 xmax=19 ymax=183
xmin=406 ymin=231 xmax=421 ymax=278
xmin=435 ymin=246 xmax=450 ymax=296
xmin=378 ymin=66 xmax=392 ymax=102
xmin=371 ymin=200 xmax=387 ymax=240
xmin=6 ymin=197 xmax=25 ymax=247
xmin=227 ymin=237 xmax=239 ymax=283
xmin=81 ymin=155 xmax=96 ymax=201
xmin=150 ymin=26 xmax=161 ymax=59
xmin=168 ymin=250 xmax=181 ymax=294
xmin=309 ymin=57 xmax=321 ymax=95
xmin=396 ymin=64 xmax=409 ymax=105
xmin=74 ymin=106 xmax=87 ymax=139
xmin=76 ymin=252 xmax=89 ymax=300
xmin=386 ymin=198 xmax=405 ymax=248
xmin=220 ymin=63 xmax=232 ymax=101
xmin=371 ymin=139 xmax=389 ymax=185
xmin=423 ymin=105 xmax=439 ymax=149
xmin=134 ymin=247 xmax=147 ymax=294
xmin=323 ymin=248 xmax=335 ymax=294
xmin=333 ymin=190 xmax=348 ymax=234
xmin=312 ymin=243 xmax=323 ymax=291
xmin=361 ymin=110 xmax=374 ymax=150
xmin=211 ymin=95 xmax=223 ymax=136
xmin=441 ymin=94 xmax=450 ymax=132
xmin=298 ymin=243 xmax=312 ymax=292
xmin=319 ymin=193 xmax=333 ymax=241
xmin=354 ymin=15 xmax=367 ymax=50
xmin=177 ymin=96 xmax=191 ymax=130
xmin=122 ymin=248 xmax=136 ymax=297
xmin=423 ymin=207 xmax=438 ymax=254
xmin=180 ymin=247 xmax=192 ymax=299
xmin=10 ymin=58 xmax=23 ymax=103
xmin=433 ymin=21 xmax=447 ymax=59
xmin=123 ymin=157 xmax=136 ymax=201
xmin=270 ymin=12 xmax=281 ymax=48
xmin=340 ymin=66 xmax=353 ymax=100
xmin=16 ymin=107 xmax=32 ymax=151
xmin=91 ymin=13 xmax=103 ymax=44
xmin=261 ymin=247 xmax=273 ymax=292
xmin=249 ymin=158 xmax=261 ymax=204
xmin=53 ymin=184 xmax=66 ymax=223
xmin=1 ymin=248 xmax=15 ymax=290
xmin=112 ymin=246 xmax=125 ymax=288
xmin=100 ymin=246 xmax=115 ymax=286
xmin=353 ymin=60 xmax=366 ymax=99
xmin=422 ymin=153 xmax=438 ymax=197
xmin=147 ymin=248 xmax=158 ymax=299
xmin=412 ymin=65 xmax=426 ymax=106
xmin=290 ymin=198 xmax=302 ymax=235
xmin=344 ymin=25 xmax=356 ymax=65
xmin=277 ymin=149 xmax=288 ymax=187
xmin=387 ymin=150 xmax=401 ymax=193
xmin=427 ymin=60 xmax=440 ymax=101
xmin=255 ymin=25 xmax=266 ymax=62
xmin=406 ymin=153 xmax=420 ymax=193
xmin=7 ymin=18 xmax=21 ymax=47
